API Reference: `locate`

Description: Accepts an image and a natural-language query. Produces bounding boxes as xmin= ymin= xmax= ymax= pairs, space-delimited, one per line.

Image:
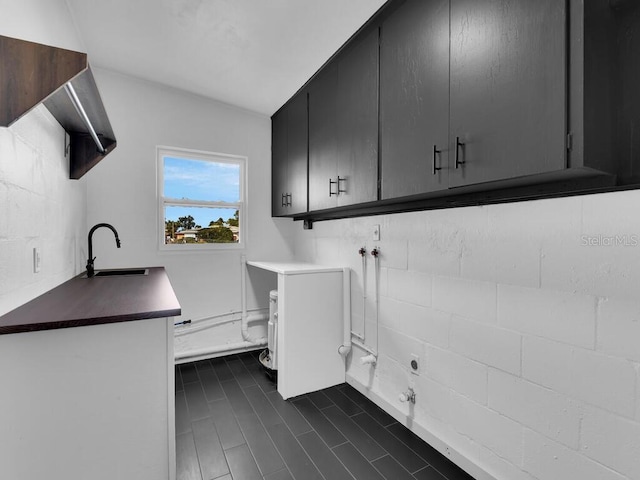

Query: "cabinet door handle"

xmin=433 ymin=145 xmax=442 ymax=175
xmin=281 ymin=193 xmax=287 ymax=207
xmin=286 ymin=193 xmax=292 ymax=206
xmin=337 ymin=176 xmax=347 ymax=194
xmin=329 ymin=178 xmax=338 ymax=196
xmin=455 ymin=136 xmax=465 ymax=169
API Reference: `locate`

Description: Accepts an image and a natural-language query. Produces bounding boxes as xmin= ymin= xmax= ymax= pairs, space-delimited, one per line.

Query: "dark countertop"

xmin=0 ymin=267 xmax=181 ymax=335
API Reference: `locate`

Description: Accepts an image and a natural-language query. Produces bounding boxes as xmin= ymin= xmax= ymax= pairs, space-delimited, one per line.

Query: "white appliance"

xmin=267 ymin=289 xmax=278 ymax=370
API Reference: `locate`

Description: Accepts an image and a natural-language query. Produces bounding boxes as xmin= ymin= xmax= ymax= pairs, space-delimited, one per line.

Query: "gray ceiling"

xmin=65 ymin=0 xmax=387 ymax=116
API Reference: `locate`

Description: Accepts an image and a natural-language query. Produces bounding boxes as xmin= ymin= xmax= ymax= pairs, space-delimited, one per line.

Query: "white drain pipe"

xmin=352 ymin=248 xmax=367 ymax=342
xmin=174 ymin=257 xmax=268 ymax=363
xmin=175 ymin=341 xmax=260 ymax=363
xmin=241 ymin=255 xmax=268 ymax=344
xmin=174 ymin=309 xmax=267 ymax=336
xmin=342 ymin=247 xmax=380 ymax=364
xmin=338 ymin=267 xmax=352 ymax=358
xmin=357 ymin=247 xmax=379 ymax=365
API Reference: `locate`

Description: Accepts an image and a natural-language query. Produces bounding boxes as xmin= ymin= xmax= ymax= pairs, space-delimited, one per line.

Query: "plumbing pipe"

xmin=175 ymin=339 xmax=266 ymax=363
xmin=372 ymin=247 xmax=380 ymax=357
xmin=338 ymin=267 xmax=352 ymax=358
xmin=399 ymin=387 xmax=416 ymax=404
xmin=352 ymin=247 xmax=367 ymax=342
xmin=174 ymin=310 xmax=268 ymax=337
xmin=349 ymin=247 xmax=380 ymax=363
xmin=241 ymin=255 xmax=268 ymax=343
xmin=352 ymin=338 xmax=377 ymax=357
xmin=358 ymin=246 xmax=367 ymax=341
xmin=360 ymin=353 xmax=377 ymax=365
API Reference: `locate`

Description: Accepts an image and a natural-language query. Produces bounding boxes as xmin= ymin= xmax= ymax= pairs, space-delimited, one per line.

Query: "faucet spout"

xmin=87 ymin=223 xmax=121 ymax=277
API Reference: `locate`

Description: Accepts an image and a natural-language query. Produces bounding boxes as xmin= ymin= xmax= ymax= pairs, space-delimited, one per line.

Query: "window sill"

xmin=158 ymin=243 xmax=245 ymax=253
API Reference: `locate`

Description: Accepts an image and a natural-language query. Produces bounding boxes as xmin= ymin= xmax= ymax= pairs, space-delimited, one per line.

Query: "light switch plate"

xmin=373 ymin=224 xmax=380 ymax=241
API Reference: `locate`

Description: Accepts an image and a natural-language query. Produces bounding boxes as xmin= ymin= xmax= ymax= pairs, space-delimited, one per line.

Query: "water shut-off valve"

xmin=399 ymin=387 xmax=416 ymax=404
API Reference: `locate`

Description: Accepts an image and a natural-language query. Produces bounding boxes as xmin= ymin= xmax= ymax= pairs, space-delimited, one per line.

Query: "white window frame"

xmin=157 ymin=146 xmax=247 ymax=251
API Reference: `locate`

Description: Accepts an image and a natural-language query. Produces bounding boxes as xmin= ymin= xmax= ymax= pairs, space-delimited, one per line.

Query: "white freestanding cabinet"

xmin=247 ymin=262 xmax=347 ymax=399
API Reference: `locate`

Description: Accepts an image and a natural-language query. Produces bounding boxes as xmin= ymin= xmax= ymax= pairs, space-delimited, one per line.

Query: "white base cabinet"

xmin=0 ymin=318 xmax=175 ymax=480
xmin=248 ymin=262 xmax=346 ymax=399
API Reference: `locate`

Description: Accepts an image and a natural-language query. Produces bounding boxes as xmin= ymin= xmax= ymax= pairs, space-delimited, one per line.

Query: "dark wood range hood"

xmin=0 ymin=35 xmax=116 ymax=179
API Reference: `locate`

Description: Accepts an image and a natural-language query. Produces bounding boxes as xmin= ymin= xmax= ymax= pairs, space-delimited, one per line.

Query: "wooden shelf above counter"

xmin=0 ymin=35 xmax=117 ymax=179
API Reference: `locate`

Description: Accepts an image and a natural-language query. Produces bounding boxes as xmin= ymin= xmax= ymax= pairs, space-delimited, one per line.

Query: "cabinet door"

xmin=336 ymin=26 xmax=379 ymax=207
xmin=380 ymin=0 xmax=450 ymax=199
xmin=449 ymin=0 xmax=566 ymax=187
xmin=308 ymin=63 xmax=339 ymax=211
xmin=287 ymin=91 xmax=308 ymax=215
xmin=271 ymin=108 xmax=288 ymax=217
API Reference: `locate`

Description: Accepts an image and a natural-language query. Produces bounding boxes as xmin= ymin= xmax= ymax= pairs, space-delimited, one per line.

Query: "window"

xmin=158 ymin=146 xmax=246 ymax=250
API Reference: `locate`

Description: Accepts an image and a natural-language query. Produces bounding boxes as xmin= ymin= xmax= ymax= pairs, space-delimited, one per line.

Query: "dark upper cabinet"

xmin=271 ymin=107 xmax=288 ymax=217
xmin=272 ymin=0 xmax=637 ymax=221
xmin=448 ymin=0 xmax=567 ymax=187
xmin=380 ymin=0 xmax=450 ymax=200
xmin=336 ymin=25 xmax=379 ymax=207
xmin=271 ymin=91 xmax=308 ymax=217
xmin=381 ymin=0 xmax=568 ymax=198
xmin=287 ymin=91 xmax=308 ymax=215
xmin=567 ymin=0 xmax=637 ymax=184
xmin=308 ymin=63 xmax=339 ymax=212
xmin=308 ymin=26 xmax=379 ymax=212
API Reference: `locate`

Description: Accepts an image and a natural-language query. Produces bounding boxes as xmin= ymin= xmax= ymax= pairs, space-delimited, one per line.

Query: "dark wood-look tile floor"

xmin=176 ymin=351 xmax=475 ymax=480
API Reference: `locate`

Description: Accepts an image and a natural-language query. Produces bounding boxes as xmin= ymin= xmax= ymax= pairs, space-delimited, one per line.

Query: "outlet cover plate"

xmin=410 ymin=353 xmax=420 ymax=375
xmin=373 ymin=224 xmax=380 ymax=241
xmin=33 ymin=247 xmax=41 ymax=273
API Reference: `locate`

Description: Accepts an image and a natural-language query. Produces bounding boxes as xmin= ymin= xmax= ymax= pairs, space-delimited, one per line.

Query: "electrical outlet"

xmin=373 ymin=224 xmax=380 ymax=241
xmin=410 ymin=353 xmax=420 ymax=375
xmin=33 ymin=247 xmax=41 ymax=273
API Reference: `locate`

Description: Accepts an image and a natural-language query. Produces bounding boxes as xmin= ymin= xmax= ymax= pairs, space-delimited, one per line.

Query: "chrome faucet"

xmin=86 ymin=223 xmax=121 ymax=277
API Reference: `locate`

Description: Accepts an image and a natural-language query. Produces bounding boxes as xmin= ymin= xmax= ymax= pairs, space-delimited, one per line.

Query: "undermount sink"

xmin=89 ymin=268 xmax=149 ymax=277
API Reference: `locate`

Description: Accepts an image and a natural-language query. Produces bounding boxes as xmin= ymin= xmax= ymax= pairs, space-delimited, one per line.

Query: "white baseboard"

xmin=346 ymin=373 xmax=497 ymax=480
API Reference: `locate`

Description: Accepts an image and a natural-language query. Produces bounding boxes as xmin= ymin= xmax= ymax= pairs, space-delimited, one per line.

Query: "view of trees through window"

xmin=164 ymin=209 xmax=239 ymax=244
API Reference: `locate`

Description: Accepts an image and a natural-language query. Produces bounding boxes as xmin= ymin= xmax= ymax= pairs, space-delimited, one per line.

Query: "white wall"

xmin=0 ymin=0 xmax=85 ymax=51
xmin=0 ymin=0 xmax=296 ymax=353
xmin=291 ymin=192 xmax=640 ymax=480
xmin=85 ymin=69 xmax=295 ymax=357
xmin=0 ymin=0 xmax=87 ymax=316
xmin=0 ymin=107 xmax=88 ymax=316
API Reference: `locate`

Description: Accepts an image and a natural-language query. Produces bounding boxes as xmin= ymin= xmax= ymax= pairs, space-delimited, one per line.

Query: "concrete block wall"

xmin=0 ymin=0 xmax=88 ymax=316
xmin=0 ymin=106 xmax=87 ymax=316
xmin=291 ymin=190 xmax=640 ymax=480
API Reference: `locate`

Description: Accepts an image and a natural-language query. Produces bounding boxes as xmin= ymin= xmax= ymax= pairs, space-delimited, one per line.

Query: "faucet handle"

xmin=86 ymin=258 xmax=96 ymax=277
